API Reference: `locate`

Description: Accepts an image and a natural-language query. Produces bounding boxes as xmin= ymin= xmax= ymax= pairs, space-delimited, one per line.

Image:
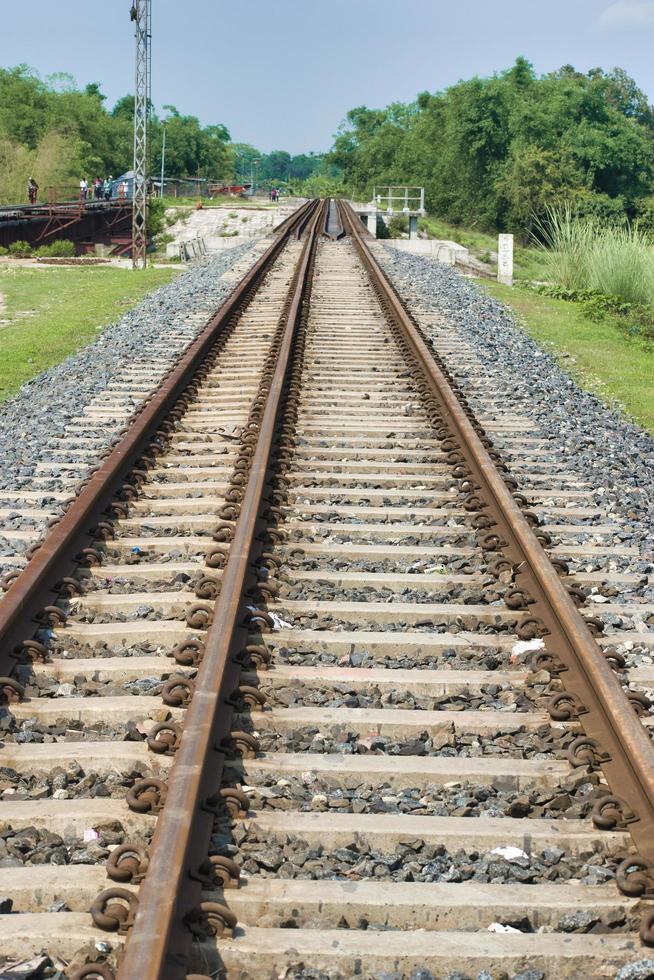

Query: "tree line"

xmin=0 ymin=65 xmax=324 ymax=204
xmin=5 ymin=58 xmax=651 ymax=234
xmin=328 ymin=58 xmax=654 ymax=236
xmin=229 ymin=143 xmax=324 ymax=184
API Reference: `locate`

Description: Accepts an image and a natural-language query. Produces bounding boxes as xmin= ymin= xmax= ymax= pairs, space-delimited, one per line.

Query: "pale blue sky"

xmin=2 ymin=0 xmax=654 ymax=153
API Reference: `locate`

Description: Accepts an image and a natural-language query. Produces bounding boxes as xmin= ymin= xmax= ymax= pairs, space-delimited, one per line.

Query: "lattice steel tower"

xmin=131 ymin=0 xmax=151 ymax=269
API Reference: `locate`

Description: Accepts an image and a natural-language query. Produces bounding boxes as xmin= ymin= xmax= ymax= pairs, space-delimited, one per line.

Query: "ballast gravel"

xmin=0 ymin=242 xmax=260 ymax=578
xmin=253 ymin=722 xmax=560 ymax=759
xmin=375 ymin=246 xmax=654 ymax=571
xmin=222 ymin=821 xmax=624 ymax=890
xmin=244 ymin=772 xmax=603 ymax=820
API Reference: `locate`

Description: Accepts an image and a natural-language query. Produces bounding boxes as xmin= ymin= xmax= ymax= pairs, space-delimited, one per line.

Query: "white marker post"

xmin=497 ymin=234 xmax=514 ymax=286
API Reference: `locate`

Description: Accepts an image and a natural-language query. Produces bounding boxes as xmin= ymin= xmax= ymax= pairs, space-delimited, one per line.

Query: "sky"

xmin=2 ymin=0 xmax=654 ymax=154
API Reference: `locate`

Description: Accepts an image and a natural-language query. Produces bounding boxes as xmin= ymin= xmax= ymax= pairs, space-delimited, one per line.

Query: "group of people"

xmin=79 ymin=177 xmax=126 ymax=202
xmin=26 ymin=175 xmax=131 ymax=205
xmin=269 ymin=187 xmax=280 ymax=202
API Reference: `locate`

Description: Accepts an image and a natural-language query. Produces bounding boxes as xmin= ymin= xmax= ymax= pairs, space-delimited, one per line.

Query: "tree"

xmin=327 ymin=59 xmax=654 ymax=234
xmin=261 ymin=150 xmax=291 ymax=180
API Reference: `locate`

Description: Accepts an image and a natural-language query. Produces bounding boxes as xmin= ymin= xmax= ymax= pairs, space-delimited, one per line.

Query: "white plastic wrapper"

xmin=270 ymin=611 xmax=292 ymax=631
xmin=490 ymin=846 xmax=529 ymax=861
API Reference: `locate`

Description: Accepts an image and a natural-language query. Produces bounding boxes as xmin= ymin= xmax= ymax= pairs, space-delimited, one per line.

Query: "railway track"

xmin=0 ymin=198 xmax=652 ymax=979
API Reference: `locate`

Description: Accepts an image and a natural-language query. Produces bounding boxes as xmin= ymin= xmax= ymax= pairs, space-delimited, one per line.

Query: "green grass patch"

xmin=483 ymin=279 xmax=654 ymax=433
xmin=0 ymin=265 xmax=178 ymax=401
xmin=418 ymin=215 xmax=548 ymax=281
xmin=419 ymin=215 xmax=497 ymax=253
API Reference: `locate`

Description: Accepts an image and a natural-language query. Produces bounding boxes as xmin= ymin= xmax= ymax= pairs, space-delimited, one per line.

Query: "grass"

xmin=536 ymin=206 xmax=654 ymax=305
xmin=418 ymin=215 xmax=548 ymax=280
xmin=0 ymin=264 xmax=178 ymax=401
xmin=484 ymin=279 xmax=654 ymax=433
xmin=419 ymin=215 xmax=497 ymax=253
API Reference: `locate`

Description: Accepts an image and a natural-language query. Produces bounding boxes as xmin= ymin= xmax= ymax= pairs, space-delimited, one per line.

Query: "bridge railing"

xmin=45 ymin=184 xmax=130 ymax=205
xmin=46 ymin=185 xmax=81 ymax=204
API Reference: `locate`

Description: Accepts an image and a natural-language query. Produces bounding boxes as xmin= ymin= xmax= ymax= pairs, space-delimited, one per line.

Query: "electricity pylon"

xmin=131 ymin=0 xmax=151 ymax=269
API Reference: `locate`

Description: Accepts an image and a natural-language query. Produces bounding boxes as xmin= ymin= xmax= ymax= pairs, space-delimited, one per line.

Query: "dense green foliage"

xmin=6 ymin=56 xmax=653 ymax=236
xmin=0 ymin=65 xmax=326 ymax=204
xmin=0 ymin=66 xmax=235 ymax=202
xmin=329 ymin=59 xmax=654 ymax=236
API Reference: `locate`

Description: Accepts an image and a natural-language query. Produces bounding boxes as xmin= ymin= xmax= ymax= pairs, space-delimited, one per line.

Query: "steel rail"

xmin=117 ymin=200 xmax=328 ymax=979
xmin=0 ymin=199 xmax=317 ymax=675
xmin=339 ymin=199 xmax=654 ymax=877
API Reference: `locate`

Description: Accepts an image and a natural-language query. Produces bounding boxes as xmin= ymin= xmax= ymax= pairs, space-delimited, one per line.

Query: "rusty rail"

xmin=339 ymin=198 xmax=654 ymax=936
xmin=0 ymin=199 xmax=317 ymax=675
xmin=116 ymin=200 xmax=328 ymax=978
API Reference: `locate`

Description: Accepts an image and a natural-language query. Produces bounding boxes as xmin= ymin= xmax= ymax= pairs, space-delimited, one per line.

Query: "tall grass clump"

xmin=586 ymin=226 xmax=654 ymax=305
xmin=536 ymin=205 xmax=654 ymax=305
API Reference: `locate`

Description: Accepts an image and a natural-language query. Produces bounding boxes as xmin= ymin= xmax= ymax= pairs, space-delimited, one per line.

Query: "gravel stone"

xmin=614 ymin=962 xmax=654 ymax=980
xmin=376 ymin=246 xmax=654 ymax=570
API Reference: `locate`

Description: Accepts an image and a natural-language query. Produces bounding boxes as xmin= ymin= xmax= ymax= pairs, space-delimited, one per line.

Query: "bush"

xmin=8 ymin=240 xmax=32 ymax=257
xmin=567 ymin=190 xmax=628 ymax=226
xmin=34 ymin=240 xmax=76 ymax=257
xmin=387 ymin=215 xmax=409 ymax=237
xmin=635 ymin=196 xmax=654 ymax=236
xmin=0 ymin=245 xmax=8 ymax=256
xmin=375 ymin=216 xmax=391 ymax=239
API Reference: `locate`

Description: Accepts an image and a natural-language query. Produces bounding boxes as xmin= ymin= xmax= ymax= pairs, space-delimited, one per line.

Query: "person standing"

xmin=27 ymin=177 xmax=39 ymax=204
xmin=104 ymin=176 xmax=113 ymax=201
xmin=79 ymin=177 xmax=88 ymax=201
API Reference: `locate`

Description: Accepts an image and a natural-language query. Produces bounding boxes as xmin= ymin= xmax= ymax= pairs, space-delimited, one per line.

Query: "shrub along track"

xmin=0 ymin=199 xmax=653 ymax=979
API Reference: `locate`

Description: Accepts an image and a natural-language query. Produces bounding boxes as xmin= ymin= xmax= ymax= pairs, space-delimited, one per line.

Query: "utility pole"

xmin=160 ymin=122 xmax=166 ymax=198
xmin=130 ymin=0 xmax=151 ymax=269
